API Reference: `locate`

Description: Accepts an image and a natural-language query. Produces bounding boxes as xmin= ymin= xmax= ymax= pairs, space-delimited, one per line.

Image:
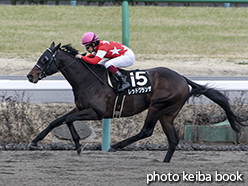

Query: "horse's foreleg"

xmin=28 ymin=108 xmax=79 ymax=149
xmin=109 ymin=108 xmax=158 ymax=151
xmin=66 ymin=122 xmax=82 ymax=154
xmin=159 ymin=116 xmax=179 ymax=163
xmin=64 ymin=107 xmax=101 ymax=154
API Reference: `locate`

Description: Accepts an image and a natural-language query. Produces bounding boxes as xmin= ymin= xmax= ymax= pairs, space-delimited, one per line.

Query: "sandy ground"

xmin=0 ymin=150 xmax=247 ymax=186
xmin=1 ymin=57 xmax=248 ymax=76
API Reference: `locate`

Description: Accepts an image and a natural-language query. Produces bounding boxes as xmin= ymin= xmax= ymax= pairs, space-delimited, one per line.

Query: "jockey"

xmin=75 ymin=32 xmax=135 ymax=92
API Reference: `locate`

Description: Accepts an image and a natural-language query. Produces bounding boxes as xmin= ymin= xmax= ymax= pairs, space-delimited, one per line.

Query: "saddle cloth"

xmin=107 ymin=69 xmax=152 ymax=118
xmin=107 ymin=69 xmax=152 ymax=95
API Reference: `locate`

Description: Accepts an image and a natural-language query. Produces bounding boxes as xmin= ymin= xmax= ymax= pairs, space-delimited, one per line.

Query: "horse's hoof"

xmin=27 ymin=142 xmax=41 ymax=150
xmin=77 ymin=147 xmax=83 ymax=155
xmin=107 ymin=147 xmax=116 ymax=152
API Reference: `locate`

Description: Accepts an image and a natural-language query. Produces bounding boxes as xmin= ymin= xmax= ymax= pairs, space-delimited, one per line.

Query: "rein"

xmin=59 ymin=58 xmax=76 ymax=72
xmin=80 ymin=60 xmax=106 ymax=85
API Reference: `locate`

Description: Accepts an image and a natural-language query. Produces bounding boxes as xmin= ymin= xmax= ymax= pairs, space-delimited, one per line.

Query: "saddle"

xmin=107 ymin=69 xmax=152 ymax=118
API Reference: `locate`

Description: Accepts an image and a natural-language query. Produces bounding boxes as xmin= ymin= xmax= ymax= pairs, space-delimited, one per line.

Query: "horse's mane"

xmin=61 ymin=44 xmax=79 ymax=56
xmin=60 ymin=43 xmax=105 ymax=70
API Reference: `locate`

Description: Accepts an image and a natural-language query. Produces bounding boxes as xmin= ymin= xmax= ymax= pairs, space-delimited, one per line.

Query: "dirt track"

xmin=0 ymin=150 xmax=247 ymax=186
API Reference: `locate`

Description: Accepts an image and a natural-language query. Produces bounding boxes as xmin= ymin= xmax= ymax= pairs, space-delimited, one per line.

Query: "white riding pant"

xmin=98 ymin=49 xmax=135 ymax=69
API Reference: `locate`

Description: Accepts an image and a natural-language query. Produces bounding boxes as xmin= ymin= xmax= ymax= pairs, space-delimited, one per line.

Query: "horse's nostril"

xmin=27 ymin=74 xmax=33 ymax=82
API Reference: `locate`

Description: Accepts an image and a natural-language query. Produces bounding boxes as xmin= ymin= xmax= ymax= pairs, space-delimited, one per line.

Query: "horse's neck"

xmin=58 ymin=52 xmax=101 ymax=89
xmin=58 ymin=54 xmax=84 ymax=88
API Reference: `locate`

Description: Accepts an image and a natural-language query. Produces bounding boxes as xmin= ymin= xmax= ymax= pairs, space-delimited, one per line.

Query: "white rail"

xmin=195 ymin=81 xmax=248 ymax=91
xmin=0 ymin=80 xmax=72 ymax=91
xmin=0 ymin=80 xmax=248 ymax=91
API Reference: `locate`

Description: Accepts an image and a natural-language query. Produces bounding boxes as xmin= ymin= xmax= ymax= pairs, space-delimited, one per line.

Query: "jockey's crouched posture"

xmin=75 ymin=32 xmax=135 ymax=92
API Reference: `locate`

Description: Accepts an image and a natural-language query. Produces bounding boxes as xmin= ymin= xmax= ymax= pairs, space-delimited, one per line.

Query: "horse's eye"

xmin=43 ymin=56 xmax=49 ymax=63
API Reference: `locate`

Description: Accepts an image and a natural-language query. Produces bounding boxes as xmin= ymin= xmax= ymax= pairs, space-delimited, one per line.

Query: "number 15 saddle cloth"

xmin=107 ymin=69 xmax=153 ymax=118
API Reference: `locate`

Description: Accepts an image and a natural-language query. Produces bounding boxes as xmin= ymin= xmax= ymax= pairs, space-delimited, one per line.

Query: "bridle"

xmin=35 ymin=48 xmax=76 ymax=79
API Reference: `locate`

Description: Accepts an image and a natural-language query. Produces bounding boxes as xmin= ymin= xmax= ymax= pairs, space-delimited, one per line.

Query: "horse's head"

xmin=27 ymin=42 xmax=61 ymax=83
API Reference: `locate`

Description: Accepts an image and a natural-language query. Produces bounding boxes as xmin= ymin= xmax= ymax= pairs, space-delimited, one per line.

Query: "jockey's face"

xmin=86 ymin=43 xmax=96 ymax=53
xmin=87 ymin=45 xmax=94 ymax=53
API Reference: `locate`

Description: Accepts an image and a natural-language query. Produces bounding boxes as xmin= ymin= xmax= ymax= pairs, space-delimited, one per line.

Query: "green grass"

xmin=1 ymin=5 xmax=248 ymax=60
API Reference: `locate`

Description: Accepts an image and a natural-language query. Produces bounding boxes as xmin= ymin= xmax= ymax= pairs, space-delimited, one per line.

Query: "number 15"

xmin=130 ymin=71 xmax=148 ymax=87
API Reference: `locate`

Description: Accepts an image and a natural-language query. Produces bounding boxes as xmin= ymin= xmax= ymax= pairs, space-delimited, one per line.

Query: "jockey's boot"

xmin=114 ymin=70 xmax=131 ymax=92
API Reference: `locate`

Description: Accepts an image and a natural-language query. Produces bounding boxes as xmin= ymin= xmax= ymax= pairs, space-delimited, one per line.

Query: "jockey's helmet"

xmin=81 ymin=32 xmax=99 ymax=46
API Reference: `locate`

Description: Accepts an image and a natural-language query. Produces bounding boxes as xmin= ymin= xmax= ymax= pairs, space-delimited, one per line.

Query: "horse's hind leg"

xmin=159 ymin=116 xmax=179 ymax=163
xmin=109 ymin=108 xmax=158 ymax=151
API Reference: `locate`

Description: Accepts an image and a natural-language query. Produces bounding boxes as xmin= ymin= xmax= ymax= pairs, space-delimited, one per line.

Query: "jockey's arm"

xmin=80 ymin=50 xmax=107 ymax=65
xmin=86 ymin=53 xmax=95 ymax=58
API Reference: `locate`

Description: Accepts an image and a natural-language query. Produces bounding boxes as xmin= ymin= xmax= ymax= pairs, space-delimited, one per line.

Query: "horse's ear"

xmin=53 ymin=43 xmax=61 ymax=52
xmin=50 ymin=42 xmax=55 ymax=48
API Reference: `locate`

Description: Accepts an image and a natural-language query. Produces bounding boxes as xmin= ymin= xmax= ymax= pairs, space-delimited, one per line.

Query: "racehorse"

xmin=27 ymin=42 xmax=244 ymax=163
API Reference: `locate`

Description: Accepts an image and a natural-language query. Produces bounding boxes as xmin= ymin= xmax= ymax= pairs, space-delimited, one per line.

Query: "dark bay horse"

xmin=27 ymin=42 xmax=243 ymax=163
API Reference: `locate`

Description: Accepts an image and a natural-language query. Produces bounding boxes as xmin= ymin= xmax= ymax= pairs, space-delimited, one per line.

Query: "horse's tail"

xmin=184 ymin=77 xmax=244 ymax=133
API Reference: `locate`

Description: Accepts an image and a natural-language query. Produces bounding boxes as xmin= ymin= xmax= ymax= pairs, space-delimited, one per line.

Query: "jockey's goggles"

xmin=86 ymin=44 xmax=91 ymax=49
xmin=84 ymin=44 xmax=91 ymax=52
